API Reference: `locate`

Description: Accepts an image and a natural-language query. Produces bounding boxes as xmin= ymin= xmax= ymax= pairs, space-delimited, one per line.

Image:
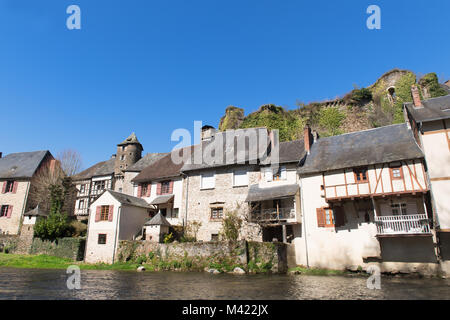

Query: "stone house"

xmin=85 ymin=189 xmax=152 ymax=264
xmin=0 ymin=150 xmax=56 ymax=235
xmin=180 ymin=127 xmax=305 ymax=242
xmin=403 ymin=91 xmax=450 ymax=274
xmin=296 ymin=123 xmax=437 ymax=274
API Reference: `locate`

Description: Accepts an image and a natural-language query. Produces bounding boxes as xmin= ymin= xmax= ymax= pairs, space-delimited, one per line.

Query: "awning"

xmin=149 ymin=194 xmax=174 ymax=205
xmin=245 ymin=184 xmax=299 ymax=202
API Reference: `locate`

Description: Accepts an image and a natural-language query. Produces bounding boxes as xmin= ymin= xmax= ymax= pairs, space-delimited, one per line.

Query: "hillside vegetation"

xmin=218 ymin=69 xmax=449 ymax=140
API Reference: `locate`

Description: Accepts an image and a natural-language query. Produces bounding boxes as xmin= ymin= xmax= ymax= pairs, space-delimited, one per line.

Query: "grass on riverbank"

xmin=0 ymin=253 xmax=140 ymax=271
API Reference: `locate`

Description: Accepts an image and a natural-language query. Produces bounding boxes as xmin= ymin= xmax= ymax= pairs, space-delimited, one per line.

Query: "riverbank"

xmin=0 ymin=253 xmax=358 ymax=276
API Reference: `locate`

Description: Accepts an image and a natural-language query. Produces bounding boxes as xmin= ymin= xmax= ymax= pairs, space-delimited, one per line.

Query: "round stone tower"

xmin=114 ymin=132 xmax=143 ymax=176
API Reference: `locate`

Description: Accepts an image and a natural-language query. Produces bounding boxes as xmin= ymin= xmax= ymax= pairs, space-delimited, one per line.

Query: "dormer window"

xmin=353 ymin=167 xmax=368 ymax=183
xmin=5 ymin=181 xmax=14 ymax=193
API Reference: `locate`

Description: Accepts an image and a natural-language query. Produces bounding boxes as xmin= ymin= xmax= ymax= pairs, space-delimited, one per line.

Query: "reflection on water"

xmin=0 ymin=268 xmax=449 ymax=300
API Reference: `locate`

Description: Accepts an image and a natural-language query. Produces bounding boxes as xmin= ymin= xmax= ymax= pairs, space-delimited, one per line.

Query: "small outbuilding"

xmin=143 ymin=212 xmax=171 ymax=243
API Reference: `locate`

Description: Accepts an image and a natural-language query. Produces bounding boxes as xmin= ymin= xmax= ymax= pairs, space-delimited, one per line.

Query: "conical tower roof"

xmin=118 ymin=132 xmax=142 ymax=147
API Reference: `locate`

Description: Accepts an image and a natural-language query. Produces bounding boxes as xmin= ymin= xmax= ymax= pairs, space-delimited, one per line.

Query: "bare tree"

xmin=56 ymin=149 xmax=83 ymax=177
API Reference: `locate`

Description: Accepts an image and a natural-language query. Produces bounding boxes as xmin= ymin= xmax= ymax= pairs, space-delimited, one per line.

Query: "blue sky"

xmin=1 ymin=0 xmax=449 ymax=169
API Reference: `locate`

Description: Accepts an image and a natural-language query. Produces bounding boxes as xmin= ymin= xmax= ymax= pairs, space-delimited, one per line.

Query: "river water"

xmin=0 ymin=268 xmax=448 ymax=300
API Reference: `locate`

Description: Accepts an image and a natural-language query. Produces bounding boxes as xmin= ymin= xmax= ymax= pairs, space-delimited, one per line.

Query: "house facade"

xmin=85 ymin=190 xmax=152 ymax=264
xmin=403 ymin=91 xmax=450 ymax=273
xmin=295 ymin=123 xmax=437 ymax=274
xmin=0 ymin=151 xmax=56 ymax=235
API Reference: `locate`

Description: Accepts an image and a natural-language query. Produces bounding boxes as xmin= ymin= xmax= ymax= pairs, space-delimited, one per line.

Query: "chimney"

xmin=304 ymin=124 xmax=312 ymax=154
xmin=201 ymin=125 xmax=216 ymax=141
xmin=411 ymin=85 xmax=422 ymax=108
xmin=312 ymin=130 xmax=319 ymax=143
xmin=0 ymin=152 xmax=2 ymax=158
xmin=111 ymin=154 xmax=116 ymax=159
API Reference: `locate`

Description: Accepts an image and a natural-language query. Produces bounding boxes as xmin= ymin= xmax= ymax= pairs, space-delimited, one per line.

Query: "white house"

xmin=85 ymin=189 xmax=152 ymax=264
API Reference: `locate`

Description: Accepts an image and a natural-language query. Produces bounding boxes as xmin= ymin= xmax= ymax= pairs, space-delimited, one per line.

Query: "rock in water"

xmin=137 ymin=266 xmax=146 ymax=272
xmin=233 ymin=267 xmax=246 ymax=274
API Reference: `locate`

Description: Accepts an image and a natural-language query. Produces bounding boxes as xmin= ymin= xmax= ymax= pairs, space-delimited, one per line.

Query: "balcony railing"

xmin=75 ymin=208 xmax=89 ymax=216
xmin=375 ymin=214 xmax=431 ymax=236
xmin=250 ymin=207 xmax=295 ymax=223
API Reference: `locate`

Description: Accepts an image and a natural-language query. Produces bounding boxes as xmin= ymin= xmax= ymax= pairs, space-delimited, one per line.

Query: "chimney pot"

xmin=411 ymin=85 xmax=422 ymax=108
xmin=304 ymin=124 xmax=312 ymax=154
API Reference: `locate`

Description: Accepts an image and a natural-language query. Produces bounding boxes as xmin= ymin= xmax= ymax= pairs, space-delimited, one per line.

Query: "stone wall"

xmin=0 ymin=235 xmax=19 ymax=253
xmin=30 ymin=237 xmax=86 ymax=261
xmin=116 ymin=239 xmax=288 ymax=273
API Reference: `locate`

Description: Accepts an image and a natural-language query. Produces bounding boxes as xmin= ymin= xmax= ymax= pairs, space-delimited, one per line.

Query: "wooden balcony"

xmin=250 ymin=207 xmax=296 ymax=223
xmin=375 ymin=214 xmax=431 ymax=236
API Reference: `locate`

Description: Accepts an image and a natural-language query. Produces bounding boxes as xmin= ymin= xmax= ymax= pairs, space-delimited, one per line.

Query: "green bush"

xmin=318 ymin=107 xmax=346 ymax=136
xmin=351 ymin=87 xmax=372 ymax=104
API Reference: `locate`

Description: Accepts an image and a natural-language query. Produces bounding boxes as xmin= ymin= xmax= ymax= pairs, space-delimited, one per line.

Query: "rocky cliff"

xmin=218 ymin=69 xmax=449 ymax=140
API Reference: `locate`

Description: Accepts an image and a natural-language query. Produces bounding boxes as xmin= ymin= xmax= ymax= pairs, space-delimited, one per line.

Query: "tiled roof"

xmin=404 ymin=94 xmax=450 ymax=122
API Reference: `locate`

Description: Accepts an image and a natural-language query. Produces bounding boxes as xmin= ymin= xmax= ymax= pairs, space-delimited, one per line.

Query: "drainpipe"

xmin=111 ymin=205 xmax=122 ymax=264
xmin=19 ymin=180 xmax=31 ymax=235
xmin=181 ymin=172 xmax=189 ymax=234
xmin=299 ymin=177 xmax=309 ymax=268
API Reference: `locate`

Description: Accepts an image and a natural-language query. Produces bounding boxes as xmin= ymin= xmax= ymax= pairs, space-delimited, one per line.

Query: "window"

xmin=391 ymin=203 xmax=407 ymax=215
xmin=211 ymin=234 xmax=219 ymax=241
xmin=171 ymin=208 xmax=179 ymax=218
xmin=354 ymin=167 xmax=368 ymax=183
xmin=0 ymin=205 xmax=9 ymax=217
xmin=141 ymin=184 xmax=148 ymax=197
xmin=201 ymin=172 xmax=215 ymax=189
xmin=210 ymin=207 xmax=223 ymax=220
xmin=80 ymin=184 xmax=85 ymax=194
xmin=390 ymin=166 xmax=403 ymax=180
xmin=316 ymin=207 xmax=345 ymax=228
xmin=273 ymin=166 xmax=287 ymax=181
xmin=100 ymin=206 xmax=110 ymax=221
xmin=161 ymin=181 xmax=171 ymax=194
xmin=5 ymin=181 xmax=14 ymax=193
xmin=95 ymin=181 xmax=106 ymax=190
xmin=98 ymin=234 xmax=107 ymax=244
xmin=233 ymin=170 xmax=248 ymax=186
xmin=264 ymin=166 xmax=286 ymax=182
xmin=78 ymin=200 xmax=85 ymax=210
xmin=120 ymin=155 xmax=125 ymax=161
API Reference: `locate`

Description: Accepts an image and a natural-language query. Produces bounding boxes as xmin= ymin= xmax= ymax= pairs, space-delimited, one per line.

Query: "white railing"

xmin=250 ymin=207 xmax=295 ymax=222
xmin=375 ymin=214 xmax=431 ymax=235
xmin=75 ymin=208 xmax=89 ymax=216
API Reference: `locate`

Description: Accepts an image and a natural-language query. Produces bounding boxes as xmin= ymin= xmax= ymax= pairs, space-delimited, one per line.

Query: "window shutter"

xmin=334 ymin=206 xmax=345 ymax=227
xmin=95 ymin=206 xmax=101 ymax=222
xmin=316 ymin=208 xmax=325 ymax=227
xmin=1 ymin=182 xmax=6 ymax=194
xmin=137 ymin=185 xmax=142 ymax=198
xmin=12 ymin=181 xmax=18 ymax=194
xmin=169 ymin=181 xmax=174 ymax=194
xmin=6 ymin=206 xmax=13 ymax=218
xmin=108 ymin=205 xmax=114 ymax=221
xmin=281 ymin=167 xmax=287 ymax=180
xmin=146 ymin=183 xmax=151 ymax=197
xmin=157 ymin=182 xmax=162 ymax=195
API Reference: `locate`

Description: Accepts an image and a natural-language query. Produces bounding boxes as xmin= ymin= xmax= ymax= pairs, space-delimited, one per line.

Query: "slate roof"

xmin=72 ymin=158 xmax=115 ymax=181
xmin=149 ymin=194 xmax=174 ymax=205
xmin=181 ymin=128 xmax=270 ymax=172
xmin=125 ymin=153 xmax=168 ymax=172
xmin=0 ymin=150 xmax=51 ymax=179
xmin=245 ymin=183 xmax=299 ymax=202
xmin=144 ymin=212 xmax=171 ymax=226
xmin=106 ymin=189 xmax=152 ymax=208
xmin=278 ymin=139 xmax=306 ymax=164
xmin=298 ymin=124 xmax=424 ymax=175
xmin=24 ymin=205 xmax=48 ymax=217
xmin=132 ymin=146 xmax=192 ymax=183
xmin=404 ymin=94 xmax=450 ymax=122
xmin=118 ymin=132 xmax=142 ymax=147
